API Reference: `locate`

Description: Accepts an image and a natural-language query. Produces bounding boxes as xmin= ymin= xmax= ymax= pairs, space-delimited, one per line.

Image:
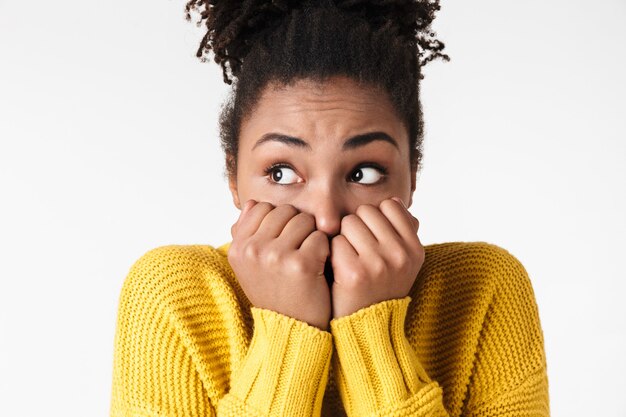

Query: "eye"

xmin=349 ymin=164 xmax=387 ymax=185
xmin=264 ymin=163 xmax=302 ymax=185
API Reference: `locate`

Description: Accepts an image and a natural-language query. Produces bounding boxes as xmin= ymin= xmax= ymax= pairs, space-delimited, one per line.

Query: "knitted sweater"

xmin=109 ymin=241 xmax=549 ymax=417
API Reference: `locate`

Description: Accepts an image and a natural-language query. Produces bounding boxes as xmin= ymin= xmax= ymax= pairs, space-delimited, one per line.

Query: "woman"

xmin=109 ymin=1 xmax=549 ymax=416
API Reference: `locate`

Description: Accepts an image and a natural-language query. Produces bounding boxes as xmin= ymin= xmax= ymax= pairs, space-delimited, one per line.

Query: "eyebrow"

xmin=251 ymin=131 xmax=399 ymax=152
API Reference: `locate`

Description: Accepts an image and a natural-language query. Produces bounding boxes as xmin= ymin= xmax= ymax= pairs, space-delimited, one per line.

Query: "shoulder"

xmin=409 ymin=242 xmax=546 ymax=409
xmin=126 ymin=243 xmax=231 ymax=280
xmin=421 ymin=243 xmax=548 ymax=412
xmin=420 ymin=241 xmax=531 ymax=294
xmin=118 ymin=243 xmax=236 ymax=312
xmin=127 ymin=243 xmax=229 ymax=276
xmin=419 ymin=240 xmax=544 ymax=351
xmin=409 ymin=241 xmax=539 ymax=341
xmin=423 ymin=241 xmax=527 ymax=274
xmin=113 ymin=244 xmax=239 ymax=407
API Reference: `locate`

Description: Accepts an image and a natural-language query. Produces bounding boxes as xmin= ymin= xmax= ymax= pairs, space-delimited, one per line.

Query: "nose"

xmin=314 ymin=204 xmax=342 ymax=238
xmin=298 ymin=186 xmax=347 ymax=239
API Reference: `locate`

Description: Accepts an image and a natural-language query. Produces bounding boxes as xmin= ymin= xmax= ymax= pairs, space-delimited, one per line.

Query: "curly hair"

xmin=184 ymin=0 xmax=449 ymax=180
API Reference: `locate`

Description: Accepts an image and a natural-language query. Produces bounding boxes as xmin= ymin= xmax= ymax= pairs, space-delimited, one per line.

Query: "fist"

xmin=228 ymin=200 xmax=332 ymax=330
xmin=330 ymin=197 xmax=424 ymax=318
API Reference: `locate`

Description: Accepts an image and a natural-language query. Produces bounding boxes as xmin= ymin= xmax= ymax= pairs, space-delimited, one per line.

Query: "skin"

xmin=227 ymin=75 xmax=425 ymax=330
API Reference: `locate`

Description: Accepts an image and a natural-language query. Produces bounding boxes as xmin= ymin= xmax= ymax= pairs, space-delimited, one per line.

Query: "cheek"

xmin=238 ymin=177 xmax=292 ymax=207
xmin=348 ymin=180 xmax=411 ymax=210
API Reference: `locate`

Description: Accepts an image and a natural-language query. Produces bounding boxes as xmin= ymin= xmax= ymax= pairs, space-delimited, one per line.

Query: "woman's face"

xmin=228 ymin=75 xmax=416 ymax=238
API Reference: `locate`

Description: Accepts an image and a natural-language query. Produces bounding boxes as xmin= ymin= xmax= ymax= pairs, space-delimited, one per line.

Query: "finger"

xmin=330 ymin=234 xmax=358 ymax=265
xmin=279 ymin=212 xmax=317 ymax=249
xmin=299 ymin=229 xmax=330 ymax=265
xmin=384 ymin=198 xmax=419 ymax=240
xmin=339 ymin=212 xmax=378 ymax=257
xmin=233 ymin=200 xmax=275 ymax=239
xmin=389 ymin=197 xmax=416 ymax=230
xmin=255 ymin=204 xmax=300 ymax=241
xmin=353 ymin=203 xmax=403 ymax=247
xmin=231 ymin=199 xmax=257 ymax=238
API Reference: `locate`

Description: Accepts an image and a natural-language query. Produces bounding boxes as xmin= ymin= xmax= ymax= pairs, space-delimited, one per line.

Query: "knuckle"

xmin=379 ymin=199 xmax=396 ymax=211
xmin=345 ymin=266 xmax=367 ymax=288
xmin=311 ymin=230 xmax=330 ymax=249
xmin=285 ymin=254 xmax=309 ymax=275
xmin=355 ymin=203 xmax=376 ymax=217
xmin=309 ymin=228 xmax=323 ymax=240
xmin=257 ymin=201 xmax=275 ymax=213
xmin=370 ymin=257 xmax=387 ymax=277
xmin=341 ymin=213 xmax=358 ymax=227
xmin=296 ymin=212 xmax=316 ymax=229
xmin=319 ymin=230 xmax=331 ymax=242
xmin=278 ymin=203 xmax=299 ymax=217
xmin=416 ymin=245 xmax=425 ymax=264
xmin=390 ymin=248 xmax=409 ymax=269
xmin=408 ymin=234 xmax=422 ymax=248
xmin=243 ymin=240 xmax=261 ymax=259
xmin=227 ymin=245 xmax=238 ymax=263
xmin=264 ymin=245 xmax=281 ymax=266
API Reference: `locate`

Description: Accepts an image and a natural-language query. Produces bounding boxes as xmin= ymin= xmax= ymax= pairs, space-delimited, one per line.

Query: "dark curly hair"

xmin=184 ymin=0 xmax=449 ymax=180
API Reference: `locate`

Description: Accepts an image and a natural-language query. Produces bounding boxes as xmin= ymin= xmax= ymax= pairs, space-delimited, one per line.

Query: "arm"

xmin=330 ymin=246 xmax=550 ymax=417
xmin=462 ymin=248 xmax=550 ymax=417
xmin=328 ymin=199 xmax=449 ymax=416
xmin=110 ymin=247 xmax=333 ymax=417
xmin=218 ymin=307 xmax=333 ymax=417
xmin=109 ymin=247 xmax=215 ymax=417
xmin=330 ymin=297 xmax=450 ymax=417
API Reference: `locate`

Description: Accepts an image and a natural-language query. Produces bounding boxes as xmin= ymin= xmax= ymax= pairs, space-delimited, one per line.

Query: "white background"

xmin=1 ymin=0 xmax=624 ymax=416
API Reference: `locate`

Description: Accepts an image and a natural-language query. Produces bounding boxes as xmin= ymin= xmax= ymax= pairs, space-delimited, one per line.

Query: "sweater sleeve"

xmin=329 ymin=244 xmax=550 ymax=417
xmin=218 ymin=307 xmax=333 ymax=417
xmin=329 ymin=297 xmax=450 ymax=417
xmin=110 ymin=246 xmax=333 ymax=417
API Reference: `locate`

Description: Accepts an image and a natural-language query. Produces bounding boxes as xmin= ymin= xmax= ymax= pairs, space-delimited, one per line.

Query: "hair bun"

xmin=335 ymin=0 xmax=448 ymax=69
xmin=185 ymin=0 xmax=299 ymax=84
xmin=185 ymin=0 xmax=448 ymax=84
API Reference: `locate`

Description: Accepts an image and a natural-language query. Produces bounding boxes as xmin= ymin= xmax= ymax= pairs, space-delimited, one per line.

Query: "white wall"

xmin=1 ymin=0 xmax=624 ymax=416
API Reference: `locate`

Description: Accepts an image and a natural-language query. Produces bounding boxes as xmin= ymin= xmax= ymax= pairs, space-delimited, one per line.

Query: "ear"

xmin=226 ymin=153 xmax=241 ymax=209
xmin=229 ymin=175 xmax=241 ymax=209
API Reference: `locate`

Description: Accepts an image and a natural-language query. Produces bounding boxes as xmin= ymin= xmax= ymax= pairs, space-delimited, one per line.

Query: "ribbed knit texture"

xmin=110 ymin=241 xmax=549 ymax=417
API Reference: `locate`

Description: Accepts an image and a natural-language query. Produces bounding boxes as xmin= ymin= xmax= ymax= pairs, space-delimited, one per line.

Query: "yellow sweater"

xmin=109 ymin=241 xmax=549 ymax=417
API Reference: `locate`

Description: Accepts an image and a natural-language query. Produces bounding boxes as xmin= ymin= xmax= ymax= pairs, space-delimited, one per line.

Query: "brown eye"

xmin=350 ymin=166 xmax=384 ymax=184
xmin=266 ymin=164 xmax=301 ymax=184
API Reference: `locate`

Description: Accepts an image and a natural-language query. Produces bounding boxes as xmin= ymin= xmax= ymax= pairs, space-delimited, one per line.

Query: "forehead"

xmin=259 ymin=76 xmax=383 ymax=112
xmin=239 ymin=76 xmax=408 ymax=151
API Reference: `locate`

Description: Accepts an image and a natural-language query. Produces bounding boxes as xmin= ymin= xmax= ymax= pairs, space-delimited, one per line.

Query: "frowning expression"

xmin=228 ymin=75 xmax=416 ymax=240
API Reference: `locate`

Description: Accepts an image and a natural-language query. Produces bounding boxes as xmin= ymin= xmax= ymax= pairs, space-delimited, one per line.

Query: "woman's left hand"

xmin=330 ymin=197 xmax=425 ymax=319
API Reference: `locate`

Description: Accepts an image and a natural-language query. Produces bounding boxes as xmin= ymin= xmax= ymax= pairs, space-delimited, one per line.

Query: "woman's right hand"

xmin=228 ymin=199 xmax=332 ymax=330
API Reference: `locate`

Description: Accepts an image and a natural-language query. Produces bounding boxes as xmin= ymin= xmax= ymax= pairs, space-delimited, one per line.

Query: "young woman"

xmin=109 ymin=1 xmax=549 ymax=416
